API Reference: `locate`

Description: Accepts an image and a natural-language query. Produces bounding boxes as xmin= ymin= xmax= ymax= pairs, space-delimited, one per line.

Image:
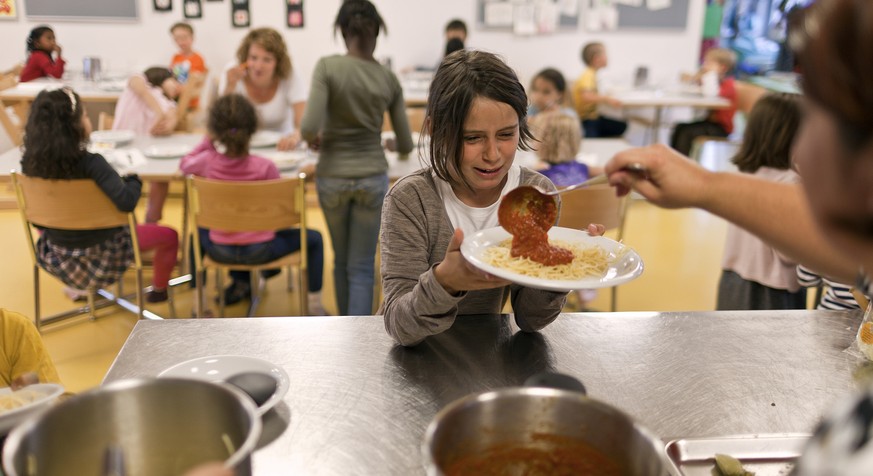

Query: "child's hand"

xmin=587 ymin=224 xmax=606 ymax=236
xmin=53 ymin=44 xmax=62 ymax=56
xmin=434 ymin=229 xmax=511 ymax=295
xmin=308 ymin=134 xmax=322 ymax=152
xmin=605 ymin=97 xmax=623 ymax=108
xmin=150 ymin=112 xmax=176 ymax=136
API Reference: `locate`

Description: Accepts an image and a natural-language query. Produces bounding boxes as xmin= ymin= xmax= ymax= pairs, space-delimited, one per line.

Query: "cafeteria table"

xmin=103 ymin=310 xmax=866 ymax=475
xmin=608 ymin=89 xmax=731 ymax=145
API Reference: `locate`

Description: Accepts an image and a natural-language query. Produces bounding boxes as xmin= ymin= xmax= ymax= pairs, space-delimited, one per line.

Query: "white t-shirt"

xmin=218 ymin=62 xmax=307 ymax=134
xmin=434 ymin=164 xmax=521 ymax=236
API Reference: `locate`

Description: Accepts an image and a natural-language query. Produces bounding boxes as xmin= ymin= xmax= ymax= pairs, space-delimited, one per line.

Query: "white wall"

xmin=0 ymin=0 xmax=705 ymax=93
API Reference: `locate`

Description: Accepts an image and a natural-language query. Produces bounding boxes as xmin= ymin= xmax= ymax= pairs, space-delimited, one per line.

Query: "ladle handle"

xmin=524 ymin=372 xmax=587 ymax=395
xmin=554 ymin=174 xmax=609 ymax=195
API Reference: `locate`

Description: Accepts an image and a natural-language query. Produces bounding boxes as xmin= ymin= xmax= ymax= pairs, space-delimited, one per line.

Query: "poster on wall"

xmin=0 ymin=0 xmax=17 ymax=19
xmin=232 ymin=0 xmax=250 ymax=28
xmin=154 ymin=0 xmax=172 ymax=12
xmin=287 ymin=0 xmax=303 ymax=28
xmin=184 ymin=0 xmax=202 ymax=18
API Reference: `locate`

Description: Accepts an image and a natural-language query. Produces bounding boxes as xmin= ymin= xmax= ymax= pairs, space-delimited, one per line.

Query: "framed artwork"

xmin=184 ymin=0 xmax=202 ymax=18
xmin=287 ymin=0 xmax=303 ymax=28
xmin=0 ymin=0 xmax=17 ymax=19
xmin=154 ymin=0 xmax=172 ymax=12
xmin=232 ymin=0 xmax=249 ymax=28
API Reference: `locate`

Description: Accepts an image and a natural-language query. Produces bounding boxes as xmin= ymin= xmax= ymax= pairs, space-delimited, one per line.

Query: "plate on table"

xmin=664 ymin=433 xmax=809 ymax=475
xmin=0 ymin=383 xmax=65 ymax=435
xmin=259 ymin=150 xmax=308 ymax=171
xmin=460 ymin=226 xmax=643 ymax=292
xmin=141 ymin=144 xmax=192 ymax=159
xmin=90 ymin=129 xmax=135 ymax=146
xmin=250 ymin=130 xmax=283 ymax=149
xmin=158 ymin=355 xmax=290 ymax=416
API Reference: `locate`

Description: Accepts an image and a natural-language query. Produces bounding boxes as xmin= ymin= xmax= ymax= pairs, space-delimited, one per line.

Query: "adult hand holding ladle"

xmin=497 ymin=163 xmax=647 ymax=234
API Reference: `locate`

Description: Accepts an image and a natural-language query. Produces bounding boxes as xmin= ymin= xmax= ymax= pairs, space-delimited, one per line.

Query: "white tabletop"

xmin=0 ymin=77 xmax=125 ymax=102
xmin=611 ymin=88 xmax=730 ymax=109
xmin=0 ymin=135 xmax=632 ymax=183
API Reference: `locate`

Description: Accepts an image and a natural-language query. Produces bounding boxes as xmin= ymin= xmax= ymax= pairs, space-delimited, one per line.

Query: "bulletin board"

xmin=477 ymin=0 xmax=583 ymax=35
xmin=616 ymin=0 xmax=689 ymax=29
xmin=23 ymin=0 xmax=138 ymax=21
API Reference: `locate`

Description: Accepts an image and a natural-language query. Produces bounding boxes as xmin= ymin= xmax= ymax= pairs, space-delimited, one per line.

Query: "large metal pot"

xmin=2 ymin=378 xmax=261 ymax=476
xmin=423 ymin=373 xmax=678 ymax=476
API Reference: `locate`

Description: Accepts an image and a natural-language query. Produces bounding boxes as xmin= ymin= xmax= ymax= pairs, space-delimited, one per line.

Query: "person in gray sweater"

xmin=379 ymin=50 xmax=569 ymax=346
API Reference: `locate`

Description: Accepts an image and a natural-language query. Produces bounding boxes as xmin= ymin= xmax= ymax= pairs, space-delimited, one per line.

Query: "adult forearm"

xmin=700 ymin=173 xmax=856 ymax=282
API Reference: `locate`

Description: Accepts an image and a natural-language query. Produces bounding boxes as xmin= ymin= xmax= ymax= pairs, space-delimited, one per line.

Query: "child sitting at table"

xmin=19 ymin=25 xmax=65 ymax=83
xmin=380 ymin=50 xmax=594 ymax=346
xmin=530 ymin=111 xmax=603 ymax=186
xmin=527 ymin=68 xmax=577 ymax=121
xmin=670 ymin=48 xmax=738 ymax=156
xmin=21 ymin=88 xmax=179 ymax=303
xmin=571 ymin=42 xmax=626 ymax=138
xmin=717 ymin=92 xmax=805 ymax=310
xmin=0 ymin=308 xmax=61 ymax=388
xmin=112 ymin=67 xmax=181 ymax=224
xmin=181 ymin=94 xmax=326 ymax=314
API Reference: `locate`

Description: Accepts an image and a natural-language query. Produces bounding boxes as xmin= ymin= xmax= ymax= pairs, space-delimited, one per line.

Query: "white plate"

xmin=259 ymin=150 xmax=308 ymax=171
xmin=461 ymin=226 xmax=644 ymax=292
xmin=90 ymin=130 xmax=135 ymax=145
xmin=158 ymin=355 xmax=290 ymax=416
xmin=250 ymin=131 xmax=283 ymax=149
xmin=141 ymin=144 xmax=192 ymax=159
xmin=0 ymin=383 xmax=65 ymax=435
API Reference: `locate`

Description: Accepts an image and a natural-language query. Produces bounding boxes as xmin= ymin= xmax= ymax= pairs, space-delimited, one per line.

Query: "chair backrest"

xmin=557 ymin=184 xmax=628 ymax=239
xmin=97 ymin=112 xmax=115 ymax=131
xmin=12 ymin=173 xmax=132 ymax=230
xmin=187 ymin=175 xmax=306 ymax=233
xmin=406 ymin=107 xmax=426 ymax=135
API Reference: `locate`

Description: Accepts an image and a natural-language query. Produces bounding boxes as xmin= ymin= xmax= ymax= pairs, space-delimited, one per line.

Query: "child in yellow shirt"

xmin=572 ymin=42 xmax=626 ymax=138
xmin=0 ymin=308 xmax=61 ymax=388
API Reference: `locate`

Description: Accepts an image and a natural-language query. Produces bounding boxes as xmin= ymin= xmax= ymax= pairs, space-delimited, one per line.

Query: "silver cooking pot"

xmin=423 ymin=373 xmax=678 ymax=476
xmin=2 ymin=378 xmax=261 ymax=476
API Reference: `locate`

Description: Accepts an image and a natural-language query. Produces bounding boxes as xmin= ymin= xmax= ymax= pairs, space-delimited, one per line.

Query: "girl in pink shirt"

xmin=181 ymin=94 xmax=325 ymax=314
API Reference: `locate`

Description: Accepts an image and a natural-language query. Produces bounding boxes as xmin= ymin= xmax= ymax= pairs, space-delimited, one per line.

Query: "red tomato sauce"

xmin=507 ymin=195 xmax=573 ymax=266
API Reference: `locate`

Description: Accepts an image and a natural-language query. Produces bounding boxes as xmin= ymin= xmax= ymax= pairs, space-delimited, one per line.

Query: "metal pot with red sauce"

xmin=423 ymin=373 xmax=678 ymax=476
xmin=497 ymin=186 xmax=573 ymax=266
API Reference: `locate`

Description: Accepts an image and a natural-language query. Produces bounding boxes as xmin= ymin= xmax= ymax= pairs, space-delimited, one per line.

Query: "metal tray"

xmin=664 ymin=433 xmax=810 ymax=476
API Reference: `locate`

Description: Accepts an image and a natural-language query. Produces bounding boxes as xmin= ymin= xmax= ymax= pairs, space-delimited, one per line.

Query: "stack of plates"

xmin=90 ymin=130 xmax=135 ymax=147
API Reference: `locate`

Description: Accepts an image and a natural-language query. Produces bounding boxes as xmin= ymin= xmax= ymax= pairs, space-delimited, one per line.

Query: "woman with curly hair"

xmin=20 ymin=88 xmax=178 ymax=303
xmin=220 ymin=27 xmax=306 ymax=152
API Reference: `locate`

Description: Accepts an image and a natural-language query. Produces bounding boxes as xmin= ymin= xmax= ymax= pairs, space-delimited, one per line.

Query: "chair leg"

xmin=610 ymin=286 xmax=618 ymax=312
xmin=195 ymin=269 xmax=206 ymax=318
xmin=217 ymin=271 xmax=226 ymax=318
xmin=287 ymin=266 xmax=294 ymax=292
xmin=33 ymin=265 xmax=41 ymax=332
xmin=247 ymin=272 xmax=262 ymax=317
xmin=87 ymin=290 xmax=97 ymax=321
xmin=136 ymin=269 xmax=144 ymax=320
xmin=167 ymin=286 xmax=177 ymax=319
xmin=298 ymin=269 xmax=308 ymax=316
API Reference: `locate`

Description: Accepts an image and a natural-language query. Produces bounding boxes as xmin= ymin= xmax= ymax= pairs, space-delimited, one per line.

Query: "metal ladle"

xmin=497 ymin=164 xmax=647 ymax=234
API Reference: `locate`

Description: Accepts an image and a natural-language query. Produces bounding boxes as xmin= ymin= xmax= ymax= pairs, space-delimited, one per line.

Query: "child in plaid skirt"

xmin=20 ymin=88 xmax=178 ymax=302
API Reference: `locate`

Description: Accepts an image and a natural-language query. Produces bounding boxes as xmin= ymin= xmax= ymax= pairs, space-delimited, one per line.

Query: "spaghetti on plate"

xmin=0 ymin=389 xmax=43 ymax=413
xmin=482 ymin=239 xmax=621 ymax=280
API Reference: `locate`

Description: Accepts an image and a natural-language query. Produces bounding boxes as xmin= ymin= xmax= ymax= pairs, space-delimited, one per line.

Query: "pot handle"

xmin=523 ymin=372 xmax=587 ymax=395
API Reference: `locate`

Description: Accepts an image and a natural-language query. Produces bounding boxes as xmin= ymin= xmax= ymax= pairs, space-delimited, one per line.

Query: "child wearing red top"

xmin=19 ymin=26 xmax=65 ymax=82
xmin=670 ymin=48 xmax=738 ymax=156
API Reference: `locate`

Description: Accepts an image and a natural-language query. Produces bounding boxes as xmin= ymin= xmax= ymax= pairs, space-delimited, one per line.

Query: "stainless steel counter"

xmin=103 ymin=311 xmax=866 ymax=475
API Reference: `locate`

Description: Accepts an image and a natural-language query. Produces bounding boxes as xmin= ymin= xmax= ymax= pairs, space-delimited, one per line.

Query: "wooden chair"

xmin=557 ymin=183 xmax=629 ymax=312
xmin=690 ymin=80 xmax=768 ymax=161
xmin=0 ymin=64 xmax=23 ymax=147
xmin=187 ymin=174 xmax=309 ymax=317
xmin=382 ymin=107 xmax=427 ymax=135
xmin=97 ymin=112 xmax=114 ymax=131
xmin=11 ymin=172 xmax=149 ymax=330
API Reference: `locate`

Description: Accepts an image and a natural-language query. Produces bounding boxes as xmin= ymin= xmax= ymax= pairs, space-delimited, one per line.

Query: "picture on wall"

xmin=287 ymin=0 xmax=303 ymax=28
xmin=232 ymin=0 xmax=250 ymax=28
xmin=184 ymin=0 xmax=202 ymax=18
xmin=153 ymin=0 xmax=172 ymax=12
xmin=0 ymin=0 xmax=17 ymax=19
